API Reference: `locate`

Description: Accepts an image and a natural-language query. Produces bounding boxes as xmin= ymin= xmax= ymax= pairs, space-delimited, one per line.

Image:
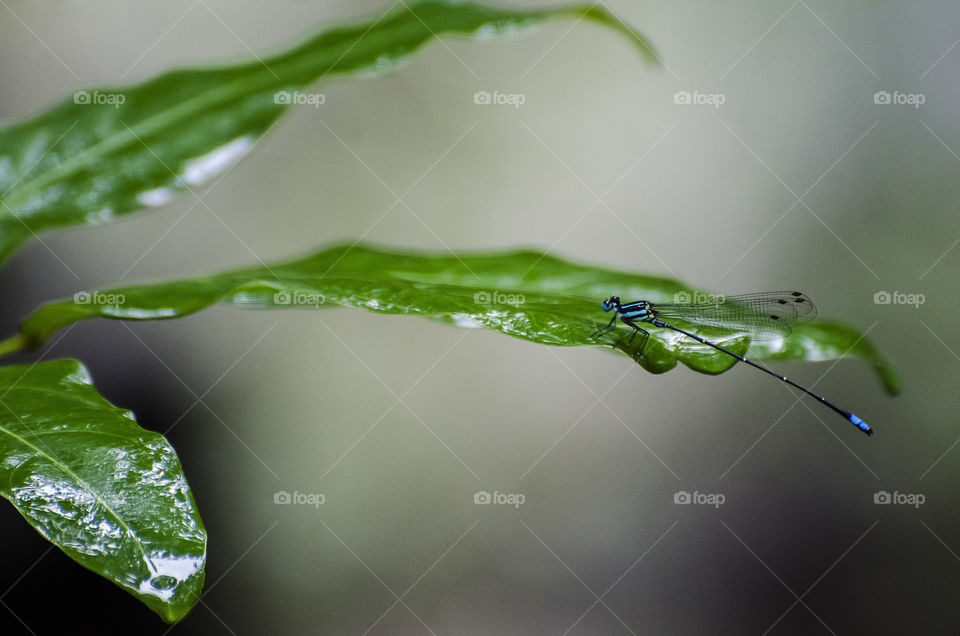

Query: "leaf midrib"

xmin=2 ymin=18 xmax=435 ymax=211
xmin=0 ymin=420 xmax=149 ymax=567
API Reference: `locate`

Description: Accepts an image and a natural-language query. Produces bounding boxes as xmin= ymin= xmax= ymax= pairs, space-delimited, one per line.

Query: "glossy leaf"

xmin=3 ymin=244 xmax=900 ymax=395
xmin=0 ymin=359 xmax=205 ymax=622
xmin=0 ymin=1 xmax=656 ymax=262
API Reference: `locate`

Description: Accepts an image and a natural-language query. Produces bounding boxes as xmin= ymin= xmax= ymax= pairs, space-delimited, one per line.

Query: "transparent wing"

xmin=651 ymin=292 xmax=816 ymax=340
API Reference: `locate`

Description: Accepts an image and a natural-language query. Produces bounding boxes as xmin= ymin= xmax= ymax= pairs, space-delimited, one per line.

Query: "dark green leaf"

xmin=0 ymin=359 xmax=205 ymax=622
xmin=3 ymin=244 xmax=900 ymax=395
xmin=0 ymin=1 xmax=655 ymax=262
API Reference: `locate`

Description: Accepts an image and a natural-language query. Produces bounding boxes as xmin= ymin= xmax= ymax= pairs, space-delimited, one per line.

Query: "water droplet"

xmin=151 ymin=575 xmax=177 ymax=590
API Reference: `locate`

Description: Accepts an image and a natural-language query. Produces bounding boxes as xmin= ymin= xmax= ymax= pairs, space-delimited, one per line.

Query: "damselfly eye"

xmin=601 ymin=300 xmax=611 ymax=312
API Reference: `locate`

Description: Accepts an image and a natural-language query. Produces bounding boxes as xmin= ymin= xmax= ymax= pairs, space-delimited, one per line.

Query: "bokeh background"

xmin=1 ymin=1 xmax=958 ymax=633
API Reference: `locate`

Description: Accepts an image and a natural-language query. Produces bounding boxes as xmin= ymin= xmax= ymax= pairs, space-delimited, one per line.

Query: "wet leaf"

xmin=0 ymin=1 xmax=655 ymax=262
xmin=0 ymin=359 xmax=205 ymax=622
xmin=4 ymin=244 xmax=900 ymax=395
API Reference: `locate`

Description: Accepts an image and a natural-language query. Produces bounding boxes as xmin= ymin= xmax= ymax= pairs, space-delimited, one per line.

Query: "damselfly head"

xmin=601 ymin=296 xmax=620 ymax=312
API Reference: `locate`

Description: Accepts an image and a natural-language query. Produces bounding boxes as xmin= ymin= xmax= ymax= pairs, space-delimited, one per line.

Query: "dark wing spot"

xmin=777 ymin=299 xmax=787 ymax=305
xmin=770 ymin=315 xmax=780 ymax=320
xmin=791 ymin=291 xmax=802 ymax=296
xmin=794 ymin=298 xmax=806 ymax=303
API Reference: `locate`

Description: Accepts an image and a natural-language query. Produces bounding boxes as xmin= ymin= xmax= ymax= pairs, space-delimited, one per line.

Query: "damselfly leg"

xmin=589 ymin=314 xmax=618 ymax=340
xmin=619 ymin=319 xmax=650 ymax=360
xmin=591 ymin=314 xmax=650 ymax=359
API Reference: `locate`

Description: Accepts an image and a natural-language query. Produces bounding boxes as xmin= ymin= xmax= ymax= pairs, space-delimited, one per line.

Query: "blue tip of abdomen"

xmin=849 ymin=413 xmax=873 ymax=435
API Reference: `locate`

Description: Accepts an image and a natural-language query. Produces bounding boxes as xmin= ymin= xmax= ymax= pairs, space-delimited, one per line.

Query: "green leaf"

xmin=0 ymin=359 xmax=205 ymax=622
xmin=0 ymin=1 xmax=655 ymax=263
xmin=4 ymin=244 xmax=900 ymax=395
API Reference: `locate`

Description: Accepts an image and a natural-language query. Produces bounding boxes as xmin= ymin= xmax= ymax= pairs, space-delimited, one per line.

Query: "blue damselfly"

xmin=594 ymin=292 xmax=872 ymax=436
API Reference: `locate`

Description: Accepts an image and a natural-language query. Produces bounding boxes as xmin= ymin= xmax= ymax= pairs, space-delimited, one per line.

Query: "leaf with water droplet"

xmin=2 ymin=244 xmax=900 ymax=395
xmin=0 ymin=0 xmax=656 ymax=262
xmin=0 ymin=359 xmax=205 ymax=622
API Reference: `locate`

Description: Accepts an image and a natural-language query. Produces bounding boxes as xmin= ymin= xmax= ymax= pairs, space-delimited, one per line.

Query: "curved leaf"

xmin=0 ymin=359 xmax=205 ymax=622
xmin=0 ymin=1 xmax=655 ymax=262
xmin=3 ymin=244 xmax=900 ymax=395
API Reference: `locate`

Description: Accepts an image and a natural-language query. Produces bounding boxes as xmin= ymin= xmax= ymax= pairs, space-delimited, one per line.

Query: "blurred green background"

xmin=1 ymin=1 xmax=958 ymax=633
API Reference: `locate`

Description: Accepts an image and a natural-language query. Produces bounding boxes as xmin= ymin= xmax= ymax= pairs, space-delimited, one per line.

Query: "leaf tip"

xmin=573 ymin=5 xmax=662 ymax=66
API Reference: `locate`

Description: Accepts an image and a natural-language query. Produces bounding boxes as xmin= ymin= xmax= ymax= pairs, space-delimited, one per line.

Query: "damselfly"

xmin=593 ymin=292 xmax=872 ymax=436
